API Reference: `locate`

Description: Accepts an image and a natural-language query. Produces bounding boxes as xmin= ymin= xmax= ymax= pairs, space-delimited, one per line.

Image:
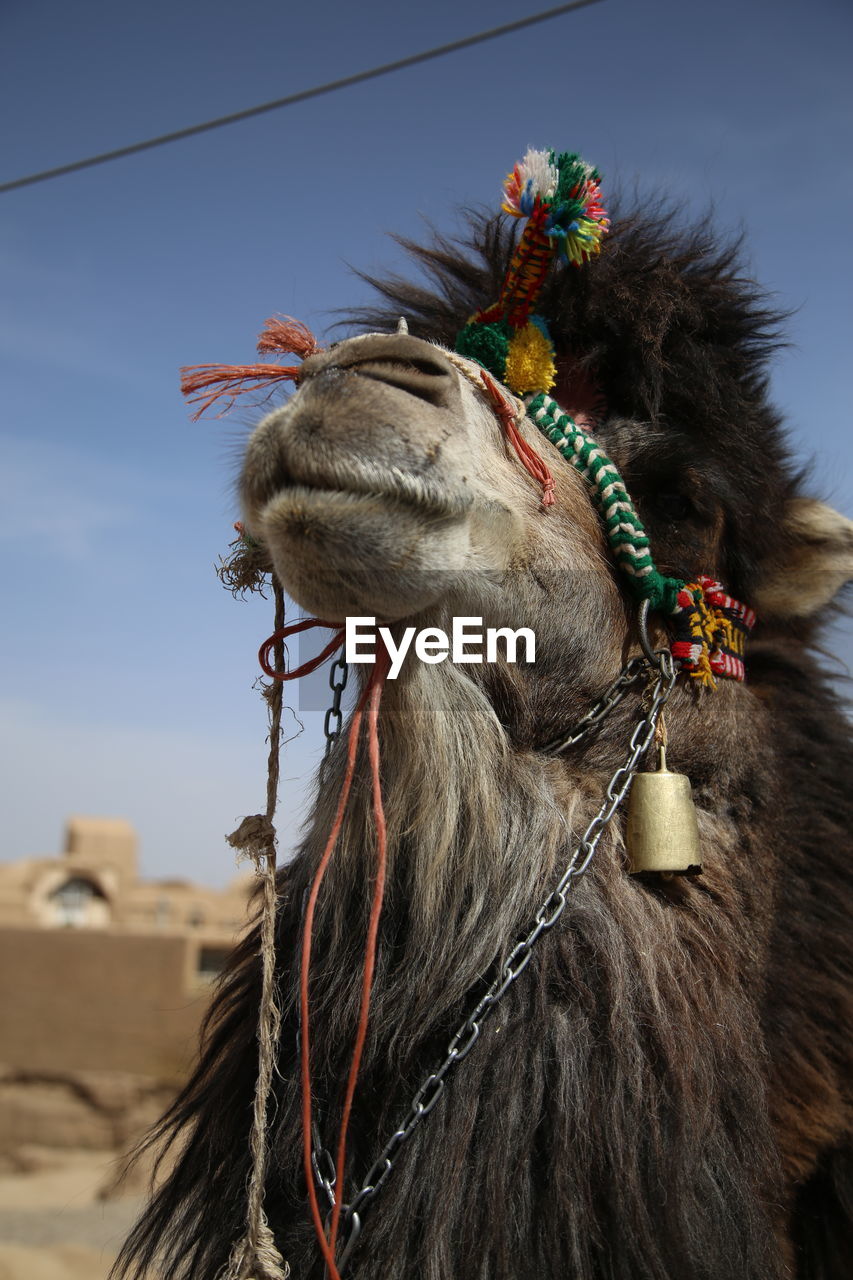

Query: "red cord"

xmin=258 ymin=617 xmax=345 ymax=681
xmin=291 ymin=628 xmax=391 ymax=1277
xmin=328 ymin=643 xmax=391 ymax=1256
xmin=300 ymin=685 xmax=366 ymax=1280
xmin=480 ymin=370 xmax=556 ymax=507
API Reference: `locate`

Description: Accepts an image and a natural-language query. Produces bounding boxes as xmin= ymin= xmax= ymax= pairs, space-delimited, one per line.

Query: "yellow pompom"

xmin=504 ymin=321 xmax=557 ymax=395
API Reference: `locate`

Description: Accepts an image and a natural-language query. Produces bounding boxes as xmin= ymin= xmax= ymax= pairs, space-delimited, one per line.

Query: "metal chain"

xmin=324 ymin=648 xmax=644 ymax=771
xmin=542 ymin=654 xmax=648 ymax=755
xmin=318 ymin=654 xmax=350 ymax=783
xmin=306 ymin=653 xmax=351 ymax=1218
xmin=313 ymin=648 xmax=677 ymax=1273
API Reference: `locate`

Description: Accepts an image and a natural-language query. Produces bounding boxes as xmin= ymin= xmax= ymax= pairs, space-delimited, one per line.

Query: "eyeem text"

xmin=346 ymin=616 xmax=536 ymax=680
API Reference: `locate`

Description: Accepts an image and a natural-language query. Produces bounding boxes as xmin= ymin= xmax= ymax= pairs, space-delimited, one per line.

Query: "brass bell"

xmin=626 ymin=741 xmax=702 ymax=875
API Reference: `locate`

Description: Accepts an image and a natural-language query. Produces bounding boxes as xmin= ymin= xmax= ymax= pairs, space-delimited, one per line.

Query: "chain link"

xmin=310 ymin=649 xmax=355 ymax=1225
xmin=542 ymin=654 xmax=648 ymax=755
xmin=311 ymin=1120 xmax=336 ymax=1212
xmin=314 ymin=648 xmax=676 ymax=1271
xmin=310 ymin=654 xmax=351 ymax=1224
xmin=318 ymin=654 xmax=350 ymax=789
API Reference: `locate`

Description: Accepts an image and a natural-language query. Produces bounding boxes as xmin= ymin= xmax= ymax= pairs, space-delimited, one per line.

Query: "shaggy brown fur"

xmin=114 ymin=208 xmax=852 ymax=1280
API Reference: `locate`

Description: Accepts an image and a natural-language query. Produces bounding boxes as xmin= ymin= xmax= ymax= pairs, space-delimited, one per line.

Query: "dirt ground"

xmin=0 ymin=1148 xmax=146 ymax=1280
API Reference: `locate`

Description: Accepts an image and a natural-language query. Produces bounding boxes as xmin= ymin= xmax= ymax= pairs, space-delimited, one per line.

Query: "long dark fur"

xmin=114 ymin=209 xmax=852 ymax=1279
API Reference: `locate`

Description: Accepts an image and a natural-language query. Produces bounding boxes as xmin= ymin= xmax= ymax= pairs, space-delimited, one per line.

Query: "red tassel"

xmin=480 ymin=370 xmax=556 ymax=506
xmin=181 ymin=316 xmax=324 ymax=420
xmin=180 ymin=362 xmax=301 ymax=420
xmin=504 ymin=414 xmax=556 ymax=506
xmin=256 ymin=315 xmax=321 ymax=359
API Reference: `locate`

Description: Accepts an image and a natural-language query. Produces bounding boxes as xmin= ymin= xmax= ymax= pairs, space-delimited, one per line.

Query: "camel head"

xmin=239 ymin=329 xmax=626 ymax=693
xmin=236 ymin=151 xmax=853 ymax=716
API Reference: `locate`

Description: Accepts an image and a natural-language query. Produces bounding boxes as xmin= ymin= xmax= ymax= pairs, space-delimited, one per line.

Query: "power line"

xmin=0 ymin=0 xmax=604 ymax=196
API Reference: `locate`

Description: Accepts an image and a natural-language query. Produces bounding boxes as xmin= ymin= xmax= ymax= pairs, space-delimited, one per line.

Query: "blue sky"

xmin=1 ymin=0 xmax=851 ymax=884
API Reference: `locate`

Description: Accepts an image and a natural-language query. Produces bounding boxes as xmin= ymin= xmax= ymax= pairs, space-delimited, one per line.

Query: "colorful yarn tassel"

xmin=456 ymin=149 xmax=609 ymax=396
xmin=502 ymin=149 xmax=609 ymax=267
xmin=670 ymin=578 xmax=756 ymax=685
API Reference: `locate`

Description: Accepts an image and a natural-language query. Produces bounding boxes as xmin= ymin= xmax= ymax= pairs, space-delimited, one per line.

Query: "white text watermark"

xmin=345 ymin=616 xmax=536 ymax=680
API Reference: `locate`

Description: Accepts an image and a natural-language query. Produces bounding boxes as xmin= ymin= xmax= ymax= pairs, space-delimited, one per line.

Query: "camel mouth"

xmin=240 ymin=342 xmax=474 ymax=538
xmin=245 ymin=453 xmax=473 ymax=530
xmin=263 ymin=477 xmax=466 ymax=514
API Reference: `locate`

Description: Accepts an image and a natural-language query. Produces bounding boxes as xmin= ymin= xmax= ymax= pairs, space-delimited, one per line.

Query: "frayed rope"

xmin=182 ymin=316 xmax=323 ymax=421
xmin=220 ymin=581 xmax=290 ymax=1280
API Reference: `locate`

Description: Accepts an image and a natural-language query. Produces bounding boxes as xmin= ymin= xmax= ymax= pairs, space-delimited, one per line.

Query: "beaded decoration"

xmin=456 ymin=149 xmax=755 ymax=686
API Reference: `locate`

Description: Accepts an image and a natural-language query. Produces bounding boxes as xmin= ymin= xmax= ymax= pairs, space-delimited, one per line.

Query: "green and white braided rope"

xmin=525 ymin=392 xmax=683 ymax=615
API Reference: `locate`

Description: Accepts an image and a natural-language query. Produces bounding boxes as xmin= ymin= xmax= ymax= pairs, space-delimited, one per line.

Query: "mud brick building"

xmin=0 ymin=817 xmax=253 ymax=1169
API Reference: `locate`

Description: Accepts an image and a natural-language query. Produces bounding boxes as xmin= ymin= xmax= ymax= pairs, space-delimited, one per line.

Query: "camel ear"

xmin=754 ymin=498 xmax=853 ymax=618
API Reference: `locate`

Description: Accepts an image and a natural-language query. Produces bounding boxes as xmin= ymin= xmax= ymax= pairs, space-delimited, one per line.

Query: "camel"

xmin=115 ymin=152 xmax=853 ymax=1279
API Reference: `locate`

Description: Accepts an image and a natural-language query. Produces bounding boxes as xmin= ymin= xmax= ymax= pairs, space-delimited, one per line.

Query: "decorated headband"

xmin=453 ymin=147 xmax=755 ymax=686
xmin=182 ymin=147 xmax=755 ymax=686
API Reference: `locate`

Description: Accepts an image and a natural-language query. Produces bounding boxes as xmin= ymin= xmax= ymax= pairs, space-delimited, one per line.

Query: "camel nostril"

xmin=347 ymin=355 xmax=456 ymax=407
xmin=300 ymin=334 xmax=458 ymax=409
